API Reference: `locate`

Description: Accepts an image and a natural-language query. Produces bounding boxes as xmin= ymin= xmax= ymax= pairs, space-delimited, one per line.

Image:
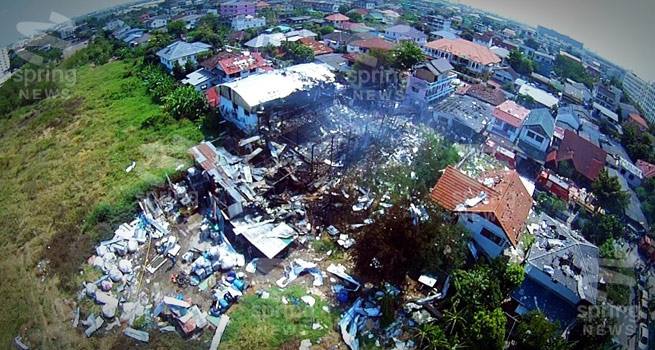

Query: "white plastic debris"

xmin=301 ymin=295 xmax=316 ymax=307
xmin=118 ymin=259 xmax=133 ymax=274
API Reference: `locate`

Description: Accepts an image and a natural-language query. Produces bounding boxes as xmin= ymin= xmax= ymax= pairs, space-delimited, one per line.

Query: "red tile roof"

xmin=217 ymin=51 xmax=270 ymax=76
xmin=553 ymin=129 xmax=607 ymax=182
xmin=325 ymin=13 xmax=350 ymax=22
xmin=637 ymin=159 xmax=655 ymax=179
xmin=493 ymin=100 xmax=530 ymax=128
xmin=627 ymin=113 xmax=649 ymax=130
xmin=466 ymin=83 xmax=506 ymax=106
xmin=424 ymin=38 xmax=501 ymax=66
xmin=431 ymin=166 xmax=532 ymax=246
xmin=349 ymin=37 xmax=394 ymax=51
xmin=298 ymin=37 xmax=334 ymax=56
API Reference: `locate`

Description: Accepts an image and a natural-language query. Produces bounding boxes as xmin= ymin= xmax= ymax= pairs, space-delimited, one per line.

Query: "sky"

xmin=454 ymin=0 xmax=655 ymax=81
xmin=1 ymin=0 xmax=653 ymax=80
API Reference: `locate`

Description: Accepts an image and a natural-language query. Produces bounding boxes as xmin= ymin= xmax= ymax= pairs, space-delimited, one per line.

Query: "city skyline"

xmin=1 ymin=0 xmax=654 ymax=81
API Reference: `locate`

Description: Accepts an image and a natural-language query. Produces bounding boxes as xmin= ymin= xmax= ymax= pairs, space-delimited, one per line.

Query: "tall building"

xmin=623 ymin=71 xmax=655 ymax=124
xmin=0 ymin=47 xmax=10 ymax=74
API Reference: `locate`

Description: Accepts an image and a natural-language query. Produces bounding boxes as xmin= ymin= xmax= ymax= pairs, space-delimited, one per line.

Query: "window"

xmin=527 ymin=130 xmax=545 ymax=143
xmin=480 ymin=227 xmax=503 ymax=245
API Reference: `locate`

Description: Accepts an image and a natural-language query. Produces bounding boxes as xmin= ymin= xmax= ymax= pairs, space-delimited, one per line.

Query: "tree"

xmin=582 ymin=213 xmax=623 ymax=245
xmin=164 ymin=86 xmax=208 ymax=121
xmin=283 ymin=41 xmax=315 ymax=63
xmin=621 ymin=124 xmax=654 ymax=162
xmin=554 ymin=54 xmax=594 ymax=88
xmin=513 ymin=311 xmax=571 ymax=350
xmin=636 ymin=177 xmax=655 ymax=223
xmin=470 ymin=308 xmax=507 ymax=350
xmin=184 ymin=59 xmax=196 ymax=73
xmin=525 ymin=37 xmax=540 ymax=50
xmin=591 ymin=169 xmax=629 ymax=214
xmin=348 ymin=11 xmax=363 ymax=23
xmin=189 ymin=23 xmax=222 ymax=47
xmin=391 ymin=41 xmax=425 ymax=70
xmin=338 ymin=5 xmax=351 ymax=14
xmin=508 ymin=49 xmax=535 ymax=75
xmin=172 ymin=61 xmax=186 ymax=80
xmin=536 ymin=192 xmax=568 ymax=217
xmin=167 ymin=20 xmax=187 ymax=37
xmin=569 ymin=307 xmax=616 ymax=350
xmin=491 ymin=257 xmax=525 ymax=295
xmin=353 ymin=203 xmax=469 ymax=284
xmin=139 ymin=65 xmax=176 ymax=104
xmin=451 ymin=265 xmax=503 ymax=314
xmin=319 ymin=25 xmax=335 ymax=35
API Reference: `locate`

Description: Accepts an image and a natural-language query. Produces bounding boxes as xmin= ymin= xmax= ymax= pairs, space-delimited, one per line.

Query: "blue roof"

xmin=524 ymin=108 xmax=555 ymax=139
xmin=156 ymin=41 xmax=211 ymax=61
xmin=512 ymin=278 xmax=578 ymax=327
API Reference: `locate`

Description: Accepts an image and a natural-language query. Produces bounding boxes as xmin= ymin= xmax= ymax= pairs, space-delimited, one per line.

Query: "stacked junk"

xmin=73 ymin=101 xmax=444 ymax=348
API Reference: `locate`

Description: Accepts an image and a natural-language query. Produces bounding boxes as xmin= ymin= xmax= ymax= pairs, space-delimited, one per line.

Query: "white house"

xmin=156 ymin=41 xmax=212 ymax=71
xmin=231 ymin=15 xmax=266 ymax=31
xmin=422 ymin=38 xmax=501 ymax=76
xmin=405 ymin=58 xmax=456 ymax=105
xmin=490 ymin=100 xmax=530 ymax=142
xmin=383 ymin=24 xmax=427 ymax=45
xmin=431 ymin=166 xmax=532 ymax=258
xmin=517 ymin=108 xmax=555 ymax=162
xmin=148 ymin=17 xmax=168 ymax=29
xmin=217 ymin=63 xmax=336 ymax=134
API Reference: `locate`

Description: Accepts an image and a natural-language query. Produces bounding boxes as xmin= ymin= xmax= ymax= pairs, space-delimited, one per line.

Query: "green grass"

xmin=221 ymin=285 xmax=339 ymax=350
xmin=0 ymin=60 xmax=203 ymax=348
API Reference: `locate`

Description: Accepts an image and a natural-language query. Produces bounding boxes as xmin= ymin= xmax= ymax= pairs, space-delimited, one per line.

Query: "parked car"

xmin=638 ymin=323 xmax=649 ymax=350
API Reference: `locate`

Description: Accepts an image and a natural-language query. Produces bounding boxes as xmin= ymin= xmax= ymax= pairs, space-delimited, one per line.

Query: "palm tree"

xmin=442 ymin=301 xmax=466 ymax=336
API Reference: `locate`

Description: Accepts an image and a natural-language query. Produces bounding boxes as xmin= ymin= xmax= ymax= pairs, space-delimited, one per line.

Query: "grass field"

xmin=0 ymin=60 xmax=203 ymax=348
xmin=221 ymin=286 xmax=339 ymax=350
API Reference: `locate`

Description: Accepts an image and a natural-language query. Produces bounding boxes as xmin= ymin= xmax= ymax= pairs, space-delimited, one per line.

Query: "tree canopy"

xmin=508 ymin=49 xmax=535 ymax=75
xmin=164 ymin=85 xmax=208 ymax=121
xmin=512 ymin=311 xmax=571 ymax=350
xmin=591 ymin=169 xmax=629 ymax=214
xmin=554 ymin=54 xmax=594 ymax=88
xmin=391 ymin=41 xmax=425 ymax=70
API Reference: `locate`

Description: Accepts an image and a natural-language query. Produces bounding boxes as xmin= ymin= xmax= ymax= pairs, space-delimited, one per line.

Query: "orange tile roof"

xmin=424 ymin=38 xmax=501 ymax=66
xmin=431 ymin=166 xmax=532 ymax=246
xmin=349 ymin=37 xmax=394 ymax=51
xmin=298 ymin=37 xmax=334 ymax=56
xmin=493 ymin=100 xmax=530 ymax=128
xmin=627 ymin=113 xmax=649 ymax=130
xmin=325 ymin=13 xmax=350 ymax=22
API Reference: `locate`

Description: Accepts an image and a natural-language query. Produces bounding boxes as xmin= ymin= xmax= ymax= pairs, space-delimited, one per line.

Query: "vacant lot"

xmin=0 ymin=60 xmax=202 ymax=348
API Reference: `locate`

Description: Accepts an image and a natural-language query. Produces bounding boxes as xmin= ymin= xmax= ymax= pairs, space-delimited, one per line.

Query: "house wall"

xmin=232 ymin=16 xmax=266 ymax=31
xmin=406 ymin=74 xmax=455 ymax=105
xmin=219 ymin=96 xmax=259 ymax=134
xmin=519 ymin=125 xmax=550 ymax=152
xmin=160 ymin=53 xmax=200 ymax=71
xmin=490 ymin=118 xmax=520 ymax=142
xmin=220 ymin=2 xmax=256 ymax=17
xmin=457 ymin=213 xmax=509 ymax=258
xmin=422 ymin=46 xmax=496 ymax=75
xmin=525 ymin=264 xmax=580 ymax=305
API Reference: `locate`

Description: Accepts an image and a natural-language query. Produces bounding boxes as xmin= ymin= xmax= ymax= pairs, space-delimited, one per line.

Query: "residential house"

xmin=217 ymin=63 xmax=336 ymax=133
xmin=220 ymin=1 xmax=256 ymax=18
xmin=492 ymin=66 xmax=519 ymax=85
xmin=103 ymin=19 xmax=125 ymax=32
xmin=513 ymin=213 xmax=599 ymax=327
xmin=284 ymin=16 xmax=313 ymax=26
xmin=148 ymin=16 xmax=168 ymax=29
xmin=489 ymin=100 xmax=530 ymax=142
xmin=347 ymin=38 xmax=394 ymax=54
xmin=518 ymin=83 xmax=559 ymax=109
xmin=432 ymin=95 xmax=493 ymax=139
xmin=555 ymin=105 xmax=584 ymax=132
xmin=517 ymin=108 xmax=555 ymax=162
xmin=422 ymin=38 xmax=501 ymax=76
xmin=530 ymin=50 xmax=555 ymax=76
xmin=231 ymin=15 xmax=266 ymax=31
xmin=607 ymin=167 xmax=649 ymax=232
xmin=322 ymin=31 xmax=353 ymax=50
xmin=592 ymin=102 xmax=620 ymax=127
xmin=156 ymin=41 xmax=212 ymax=72
xmin=315 ymin=53 xmax=350 ymax=73
xmin=383 ymin=24 xmax=428 ymax=45
xmin=285 ymin=29 xmax=318 ymax=42
xmin=298 ymin=37 xmax=333 ymax=56
xmin=424 ymin=15 xmax=451 ymax=32
xmin=244 ymin=33 xmax=286 ymax=49
xmin=430 ymin=166 xmax=532 ymax=258
xmin=302 ymin=0 xmax=339 ymax=13
xmin=405 ymin=58 xmax=456 ymax=105
xmin=339 ymin=21 xmax=374 ymax=33
xmin=546 ymin=129 xmax=608 ymax=185
xmin=181 ymin=68 xmax=213 ymax=91
xmin=325 ymin=13 xmax=350 ymax=27
xmin=615 ymin=157 xmax=644 ymax=188
xmin=465 ymin=83 xmax=507 ymax=106
xmin=212 ymin=51 xmax=272 ymax=82
xmin=593 ymin=83 xmax=622 ymax=112
xmin=624 ymin=113 xmax=649 ymax=132
xmin=637 ymin=160 xmax=655 ymax=179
